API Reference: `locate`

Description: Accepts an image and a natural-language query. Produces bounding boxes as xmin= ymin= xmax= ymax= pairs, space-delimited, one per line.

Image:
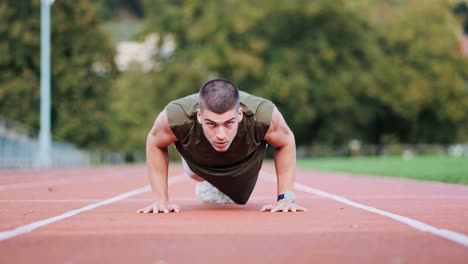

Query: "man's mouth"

xmin=214 ymin=141 xmax=227 ymax=148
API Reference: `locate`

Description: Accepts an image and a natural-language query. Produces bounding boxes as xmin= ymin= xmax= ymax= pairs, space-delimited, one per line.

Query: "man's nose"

xmin=216 ymin=127 xmax=226 ymax=140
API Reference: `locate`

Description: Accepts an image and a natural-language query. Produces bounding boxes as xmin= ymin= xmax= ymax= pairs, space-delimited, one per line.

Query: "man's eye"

xmin=207 ymin=123 xmax=215 ymax=127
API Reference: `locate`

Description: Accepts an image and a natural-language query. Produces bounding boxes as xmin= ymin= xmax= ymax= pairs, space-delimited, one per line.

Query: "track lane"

xmin=0 ymin=165 xmax=184 ymax=231
xmin=0 ymin=164 xmax=467 ymax=263
xmin=281 ymin=168 xmax=468 ymax=236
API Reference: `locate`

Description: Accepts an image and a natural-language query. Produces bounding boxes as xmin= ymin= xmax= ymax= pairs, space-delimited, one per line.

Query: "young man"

xmin=138 ymin=79 xmax=306 ymax=213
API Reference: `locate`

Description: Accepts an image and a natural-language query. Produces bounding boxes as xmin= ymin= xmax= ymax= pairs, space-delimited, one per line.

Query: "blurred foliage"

xmin=128 ymin=0 xmax=468 ymax=149
xmin=360 ymin=0 xmax=468 ymax=144
xmin=96 ymin=0 xmax=145 ymax=42
xmin=96 ymin=0 xmax=144 ymax=21
xmin=453 ymin=0 xmax=468 ymax=33
xmin=0 ymin=0 xmax=116 ymax=148
xmin=101 ymin=19 xmax=143 ymax=42
xmin=109 ymin=64 xmax=164 ymax=151
xmin=1 ymin=0 xmax=468 ymax=153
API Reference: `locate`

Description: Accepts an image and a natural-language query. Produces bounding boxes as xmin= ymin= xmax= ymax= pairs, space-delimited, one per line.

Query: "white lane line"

xmin=260 ymin=172 xmax=468 ymax=248
xmin=0 ymin=175 xmax=186 ymax=242
xmin=293 ymin=182 xmax=468 ymax=248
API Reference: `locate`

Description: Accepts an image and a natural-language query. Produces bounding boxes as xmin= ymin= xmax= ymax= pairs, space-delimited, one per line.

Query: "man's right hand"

xmin=137 ymin=201 xmax=181 ymax=214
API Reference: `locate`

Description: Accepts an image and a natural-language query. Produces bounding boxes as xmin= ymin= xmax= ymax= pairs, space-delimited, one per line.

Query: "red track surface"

xmin=0 ymin=163 xmax=467 ymax=263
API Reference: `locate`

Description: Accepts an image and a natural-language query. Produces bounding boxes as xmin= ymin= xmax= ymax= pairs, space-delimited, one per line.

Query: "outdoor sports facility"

xmin=1 ymin=162 xmax=467 ymax=263
xmin=2 ymin=1 xmax=468 ymax=263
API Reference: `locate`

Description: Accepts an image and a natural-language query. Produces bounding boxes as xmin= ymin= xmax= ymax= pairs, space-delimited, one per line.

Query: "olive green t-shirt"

xmin=165 ymin=91 xmax=275 ymax=204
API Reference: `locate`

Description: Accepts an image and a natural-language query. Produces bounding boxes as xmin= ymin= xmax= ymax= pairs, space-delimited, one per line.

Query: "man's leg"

xmin=181 ymin=158 xmax=205 ymax=182
xmin=181 ymin=158 xmax=233 ymax=204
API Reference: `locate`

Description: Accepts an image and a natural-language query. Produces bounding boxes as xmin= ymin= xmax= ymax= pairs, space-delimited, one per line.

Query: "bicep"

xmin=263 ymin=107 xmax=294 ymax=148
xmin=147 ymin=110 xmax=177 ymax=148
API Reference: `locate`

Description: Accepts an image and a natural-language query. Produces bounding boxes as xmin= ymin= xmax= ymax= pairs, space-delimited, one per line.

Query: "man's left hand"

xmin=261 ymin=200 xmax=307 ymax=213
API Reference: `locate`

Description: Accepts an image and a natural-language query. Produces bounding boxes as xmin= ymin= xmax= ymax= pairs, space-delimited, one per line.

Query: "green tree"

xmin=122 ymin=0 xmax=468 ymax=151
xmin=0 ymin=0 xmax=116 ymax=148
xmin=453 ymin=0 xmax=468 ymax=33
xmin=109 ymin=64 xmax=165 ymax=151
xmin=142 ymin=0 xmax=377 ymax=146
xmin=360 ymin=0 xmax=468 ymax=144
xmin=97 ymin=0 xmax=144 ymax=21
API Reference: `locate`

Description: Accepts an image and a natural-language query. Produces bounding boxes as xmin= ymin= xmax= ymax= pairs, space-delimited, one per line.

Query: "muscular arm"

xmin=146 ymin=110 xmax=177 ymax=201
xmin=263 ymin=107 xmax=296 ymax=196
xmin=138 ymin=110 xmax=179 ymax=213
xmin=262 ymin=107 xmax=306 ymax=212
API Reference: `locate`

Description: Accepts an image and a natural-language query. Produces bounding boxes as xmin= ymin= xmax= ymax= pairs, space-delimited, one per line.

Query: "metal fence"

xmin=0 ymin=137 xmax=93 ymax=169
xmin=0 ymin=117 xmax=90 ymax=169
xmin=0 ymin=117 xmax=135 ymax=169
xmin=2 ymin=117 xmax=467 ymax=169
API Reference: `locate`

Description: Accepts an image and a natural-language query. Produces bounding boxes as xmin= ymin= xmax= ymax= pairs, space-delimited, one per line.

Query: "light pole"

xmin=38 ymin=0 xmax=55 ymax=168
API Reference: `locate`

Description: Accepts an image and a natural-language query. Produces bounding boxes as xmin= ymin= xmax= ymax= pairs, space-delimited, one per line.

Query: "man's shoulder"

xmin=168 ymin=93 xmax=199 ymax=111
xmin=239 ymin=91 xmax=275 ymax=122
xmin=166 ymin=93 xmax=198 ymax=116
xmin=165 ymin=93 xmax=198 ymax=126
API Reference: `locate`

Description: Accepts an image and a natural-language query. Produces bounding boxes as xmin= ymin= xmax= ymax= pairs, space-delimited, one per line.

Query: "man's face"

xmin=197 ymin=107 xmax=243 ymax=152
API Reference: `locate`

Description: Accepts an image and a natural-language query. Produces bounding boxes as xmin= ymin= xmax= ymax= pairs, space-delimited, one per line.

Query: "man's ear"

xmin=238 ymin=108 xmax=243 ymax=122
xmin=197 ymin=108 xmax=202 ymax=123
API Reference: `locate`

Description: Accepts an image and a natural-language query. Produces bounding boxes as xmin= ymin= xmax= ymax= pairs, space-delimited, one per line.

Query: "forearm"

xmin=146 ymin=143 xmax=170 ymax=201
xmin=274 ymin=136 xmax=296 ymax=195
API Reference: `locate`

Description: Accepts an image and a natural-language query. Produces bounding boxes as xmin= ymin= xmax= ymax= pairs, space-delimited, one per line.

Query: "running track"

xmin=0 ymin=163 xmax=467 ymax=263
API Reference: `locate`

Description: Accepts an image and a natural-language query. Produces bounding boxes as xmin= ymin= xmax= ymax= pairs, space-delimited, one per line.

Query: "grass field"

xmin=297 ymin=156 xmax=468 ymax=185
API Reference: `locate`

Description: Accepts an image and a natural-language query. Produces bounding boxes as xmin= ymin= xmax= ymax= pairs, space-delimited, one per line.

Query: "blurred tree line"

xmin=1 ymin=0 xmax=467 ymax=154
xmin=135 ymin=0 xmax=468 ymax=148
xmin=96 ymin=0 xmax=145 ymax=42
xmin=453 ymin=0 xmax=468 ymax=33
xmin=0 ymin=0 xmax=116 ymax=148
xmin=96 ymin=0 xmax=144 ymax=21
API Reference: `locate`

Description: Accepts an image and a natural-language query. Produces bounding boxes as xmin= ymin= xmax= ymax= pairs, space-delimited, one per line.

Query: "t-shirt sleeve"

xmin=164 ymin=93 xmax=199 ymax=141
xmin=165 ymin=102 xmax=187 ymax=127
xmin=255 ymin=99 xmax=275 ymax=140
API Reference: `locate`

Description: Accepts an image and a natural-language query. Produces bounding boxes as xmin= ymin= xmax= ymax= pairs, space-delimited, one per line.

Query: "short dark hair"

xmin=199 ymin=79 xmax=240 ymax=114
